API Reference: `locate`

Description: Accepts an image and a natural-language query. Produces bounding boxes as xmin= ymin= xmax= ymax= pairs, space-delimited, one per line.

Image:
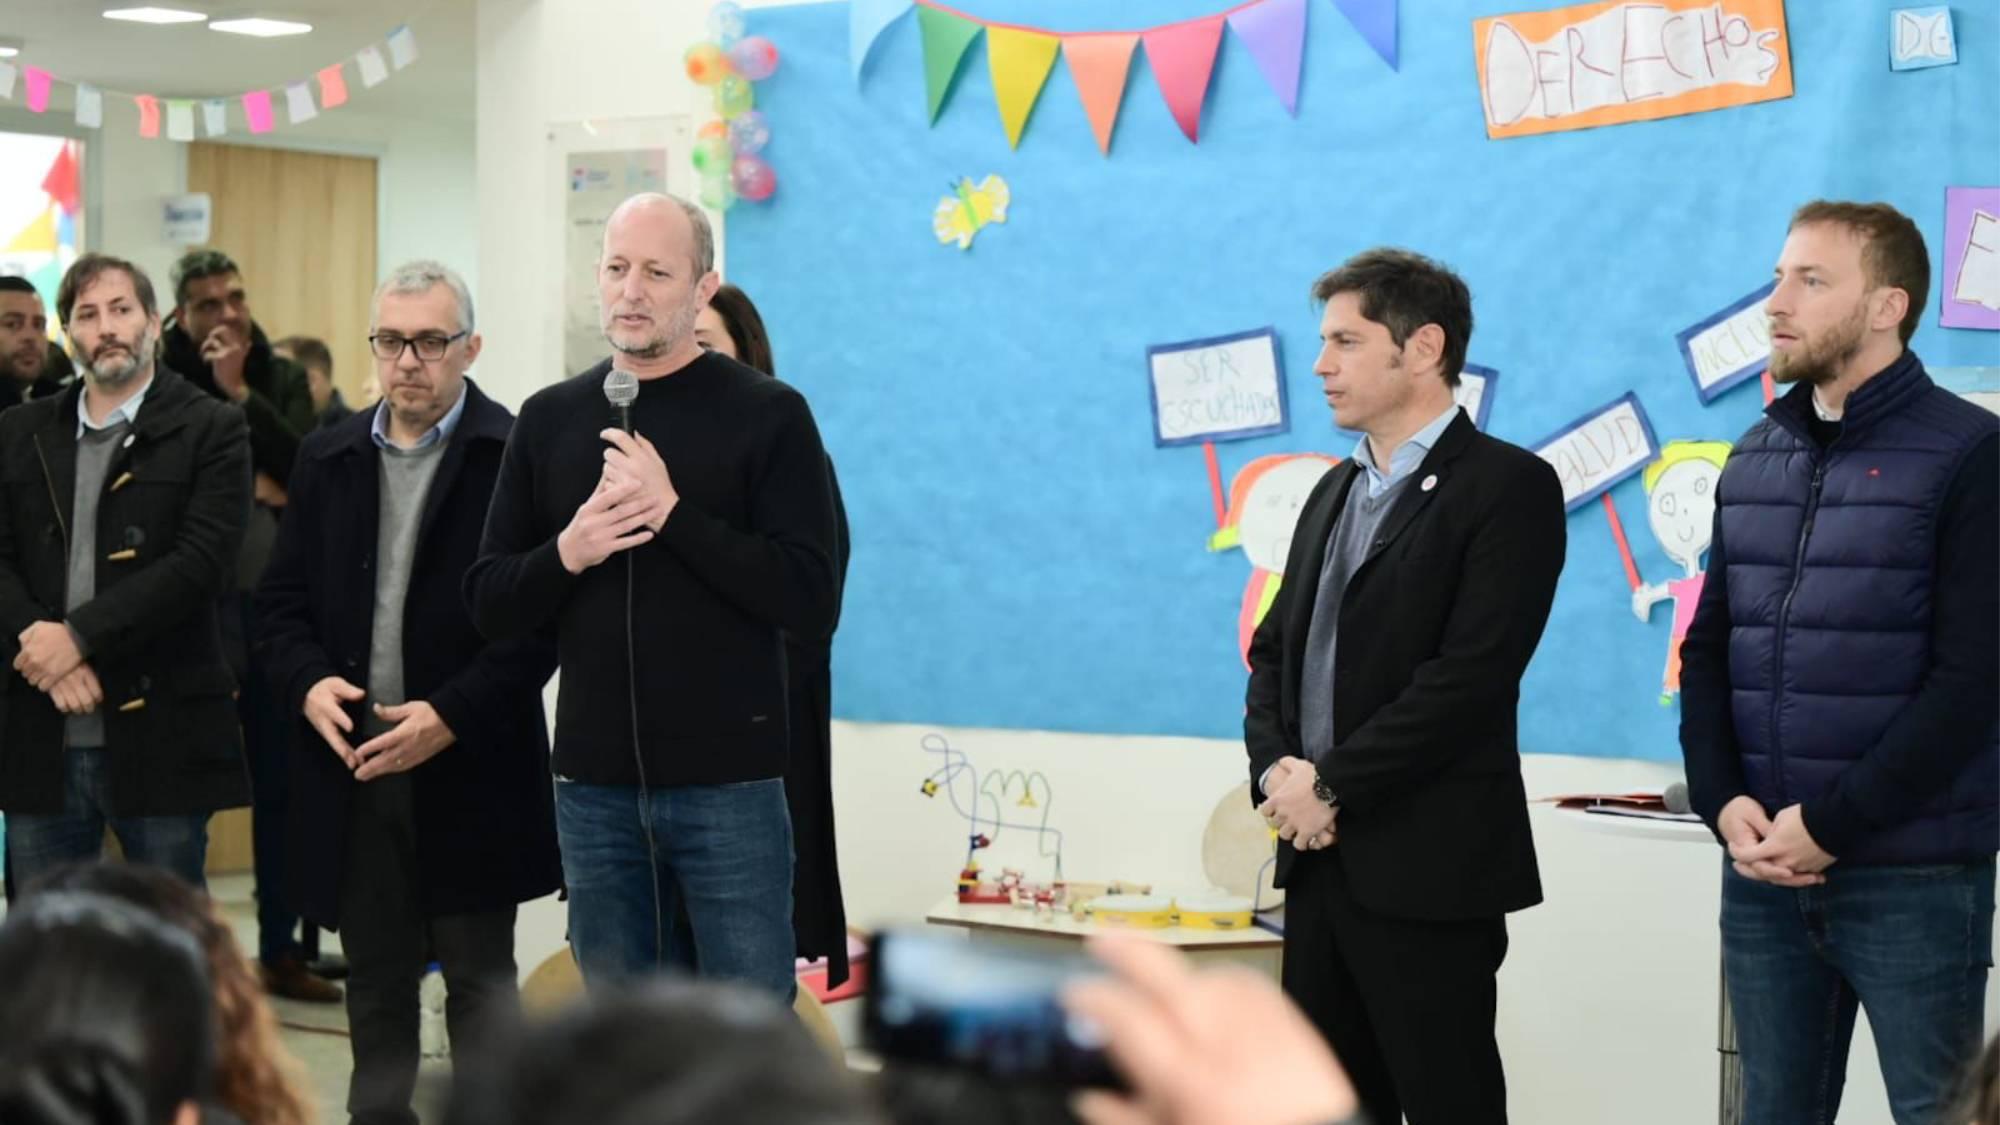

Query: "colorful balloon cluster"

xmin=685 ymin=1 xmax=780 ymax=209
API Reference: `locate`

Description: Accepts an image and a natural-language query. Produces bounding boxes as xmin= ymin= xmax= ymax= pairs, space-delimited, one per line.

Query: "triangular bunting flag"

xmin=242 ymin=90 xmax=274 ymax=134
xmin=1142 ymin=15 xmax=1226 ymax=143
xmin=1230 ymin=0 xmax=1308 ymax=115
xmin=135 ymin=95 xmax=161 ymax=138
xmin=1332 ymin=0 xmax=1396 ymax=70
xmin=0 ymin=62 xmax=16 ymax=101
xmin=203 ymin=99 xmax=228 ymax=137
xmin=918 ymin=6 xmax=982 ymax=124
xmin=23 ymin=67 xmax=51 ymax=113
xmin=74 ymin=84 xmax=103 ymax=128
xmin=166 ymin=100 xmax=195 ymax=141
xmin=851 ymin=0 xmax=914 ymax=82
xmin=5 ymin=207 xmax=57 ymax=254
xmin=357 ymin=46 xmax=390 ymax=88
xmin=1062 ymin=34 xmax=1137 ymax=155
xmin=986 ymin=27 xmax=1060 ymax=148
xmin=41 ymin=145 xmax=79 ymax=214
xmin=318 ymin=64 xmax=349 ymax=108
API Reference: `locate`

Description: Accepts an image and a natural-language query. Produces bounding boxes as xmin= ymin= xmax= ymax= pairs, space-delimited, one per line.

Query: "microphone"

xmin=1662 ymin=780 xmax=1691 ymax=815
xmin=603 ymin=368 xmax=639 ymax=434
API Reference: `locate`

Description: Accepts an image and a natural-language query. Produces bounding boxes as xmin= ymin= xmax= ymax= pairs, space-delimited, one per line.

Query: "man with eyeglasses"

xmin=257 ymin=260 xmax=559 ymax=1125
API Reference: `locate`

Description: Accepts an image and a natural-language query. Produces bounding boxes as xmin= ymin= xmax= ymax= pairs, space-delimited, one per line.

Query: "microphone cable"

xmin=627 ymin=546 xmax=665 ymax=970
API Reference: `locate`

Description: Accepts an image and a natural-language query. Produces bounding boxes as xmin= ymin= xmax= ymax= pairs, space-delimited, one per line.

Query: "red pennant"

xmin=40 ymin=144 xmax=81 ymax=215
xmin=1142 ymin=14 xmax=1226 ymax=143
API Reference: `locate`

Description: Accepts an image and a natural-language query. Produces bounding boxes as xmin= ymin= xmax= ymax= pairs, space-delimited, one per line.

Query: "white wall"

xmin=474 ymin=5 xmax=1991 ymax=1125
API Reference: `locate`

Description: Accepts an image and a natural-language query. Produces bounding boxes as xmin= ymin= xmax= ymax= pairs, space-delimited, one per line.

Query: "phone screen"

xmin=863 ymin=929 xmax=1124 ymax=1089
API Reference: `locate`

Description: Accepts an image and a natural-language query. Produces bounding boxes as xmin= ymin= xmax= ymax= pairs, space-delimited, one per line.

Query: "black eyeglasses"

xmin=368 ymin=331 xmax=468 ymax=362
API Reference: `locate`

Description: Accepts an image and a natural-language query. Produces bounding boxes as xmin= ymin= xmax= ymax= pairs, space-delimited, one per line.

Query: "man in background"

xmin=275 ymin=334 xmax=354 ymax=429
xmin=0 ymin=277 xmax=64 ymax=412
xmin=163 ymin=248 xmax=337 ymax=1004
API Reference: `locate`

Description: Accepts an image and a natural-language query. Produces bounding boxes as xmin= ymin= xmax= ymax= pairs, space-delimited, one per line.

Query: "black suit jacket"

xmin=255 ymin=380 xmax=561 ymax=926
xmin=1245 ymin=410 xmax=1565 ymax=922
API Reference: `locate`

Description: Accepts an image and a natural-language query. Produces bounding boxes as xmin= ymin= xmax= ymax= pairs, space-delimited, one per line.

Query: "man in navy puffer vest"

xmin=1681 ymin=200 xmax=1998 ymax=1125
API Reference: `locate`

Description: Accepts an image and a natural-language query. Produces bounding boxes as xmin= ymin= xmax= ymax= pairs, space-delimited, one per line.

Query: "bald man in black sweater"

xmin=467 ymin=194 xmax=838 ymax=997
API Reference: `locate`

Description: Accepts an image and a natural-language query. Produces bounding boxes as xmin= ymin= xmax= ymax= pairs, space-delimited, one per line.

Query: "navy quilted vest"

xmin=1717 ymin=352 xmax=1998 ymax=864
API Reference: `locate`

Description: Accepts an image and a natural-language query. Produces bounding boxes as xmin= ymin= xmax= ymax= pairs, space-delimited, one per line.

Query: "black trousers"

xmin=339 ymin=773 xmax=518 ymax=1125
xmin=1281 ymin=849 xmax=1511 ymax=1125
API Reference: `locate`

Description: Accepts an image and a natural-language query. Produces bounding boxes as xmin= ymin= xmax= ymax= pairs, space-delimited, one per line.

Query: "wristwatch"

xmin=1312 ymin=773 xmax=1338 ymax=808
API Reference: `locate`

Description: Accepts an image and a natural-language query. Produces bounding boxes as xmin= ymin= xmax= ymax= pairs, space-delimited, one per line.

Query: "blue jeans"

xmin=555 ymin=775 xmax=796 ymax=1001
xmin=6 ymin=747 xmax=210 ymax=890
xmin=1722 ymin=856 xmax=1994 ymax=1125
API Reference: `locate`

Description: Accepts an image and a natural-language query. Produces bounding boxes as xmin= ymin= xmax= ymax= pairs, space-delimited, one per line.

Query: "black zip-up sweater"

xmin=466 ymin=351 xmax=839 ymax=787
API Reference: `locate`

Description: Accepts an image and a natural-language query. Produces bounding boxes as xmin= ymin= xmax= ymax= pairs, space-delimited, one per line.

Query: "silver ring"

xmin=1309 ymin=835 xmax=1324 ymax=849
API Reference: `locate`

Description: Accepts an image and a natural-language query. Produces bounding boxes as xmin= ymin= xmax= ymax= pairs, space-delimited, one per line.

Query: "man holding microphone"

xmin=468 ymin=193 xmax=840 ymax=998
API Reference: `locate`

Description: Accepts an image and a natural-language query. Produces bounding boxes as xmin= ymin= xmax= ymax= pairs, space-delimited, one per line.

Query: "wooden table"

xmin=924 ymin=897 xmax=1284 ymax=978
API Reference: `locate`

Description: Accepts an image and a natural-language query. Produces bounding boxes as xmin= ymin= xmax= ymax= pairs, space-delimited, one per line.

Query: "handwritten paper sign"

xmin=1944 ymin=188 xmax=2000 ymax=331
xmin=1474 ymin=0 xmax=1792 ymax=140
xmin=1531 ymin=392 xmax=1661 ymax=511
xmin=1147 ymin=327 xmax=1289 ymax=447
xmin=1676 ymin=282 xmax=1773 ymax=403
xmin=1891 ymin=7 xmax=1955 ymax=71
xmin=1457 ymin=363 xmax=1499 ymax=430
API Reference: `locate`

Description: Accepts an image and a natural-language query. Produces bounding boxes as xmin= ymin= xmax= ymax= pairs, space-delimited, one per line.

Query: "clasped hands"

xmin=1257 ymin=757 xmax=1337 ymax=852
xmin=556 ymin=430 xmax=677 ymax=574
xmin=15 ymin=621 xmax=98 ymax=714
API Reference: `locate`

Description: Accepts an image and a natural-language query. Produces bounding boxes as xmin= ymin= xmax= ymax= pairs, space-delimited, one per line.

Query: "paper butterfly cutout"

xmin=932 ymin=174 xmax=1010 ymax=250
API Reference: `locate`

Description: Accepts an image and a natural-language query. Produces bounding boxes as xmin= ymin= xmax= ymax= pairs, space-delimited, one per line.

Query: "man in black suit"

xmin=1245 ymin=248 xmax=1566 ymax=1125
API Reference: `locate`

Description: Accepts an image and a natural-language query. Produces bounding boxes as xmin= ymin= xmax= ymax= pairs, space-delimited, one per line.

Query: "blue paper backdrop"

xmin=727 ymin=0 xmax=2000 ymax=758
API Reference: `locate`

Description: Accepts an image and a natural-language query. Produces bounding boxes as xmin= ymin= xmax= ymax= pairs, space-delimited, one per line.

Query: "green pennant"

xmin=918 ymin=6 xmax=982 ymax=124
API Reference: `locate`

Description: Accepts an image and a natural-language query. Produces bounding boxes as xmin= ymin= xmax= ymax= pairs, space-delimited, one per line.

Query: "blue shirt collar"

xmin=76 ymin=374 xmax=155 ymax=438
xmin=370 ymin=382 xmax=468 ymax=451
xmin=1351 ymin=402 xmax=1460 ymax=492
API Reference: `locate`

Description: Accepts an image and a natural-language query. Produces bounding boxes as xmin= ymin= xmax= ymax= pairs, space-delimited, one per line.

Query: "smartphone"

xmin=863 ymin=928 xmax=1124 ymax=1089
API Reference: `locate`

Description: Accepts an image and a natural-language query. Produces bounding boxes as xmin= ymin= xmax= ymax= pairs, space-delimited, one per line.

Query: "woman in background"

xmin=695 ymin=283 xmax=853 ymax=989
xmin=0 ymin=890 xmax=218 ymax=1125
xmin=32 ymin=862 xmax=316 ymax=1125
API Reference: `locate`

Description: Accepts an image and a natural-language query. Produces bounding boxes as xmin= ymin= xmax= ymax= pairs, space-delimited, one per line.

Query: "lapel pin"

xmin=1421 ymin=474 xmax=1438 ymax=492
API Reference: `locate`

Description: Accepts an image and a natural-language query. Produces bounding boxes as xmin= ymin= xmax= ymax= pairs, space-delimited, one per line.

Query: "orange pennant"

xmin=1063 ymin=33 xmax=1138 ymax=155
xmin=1143 ymin=14 xmax=1226 ymax=143
xmin=317 ymin=64 xmax=350 ymax=109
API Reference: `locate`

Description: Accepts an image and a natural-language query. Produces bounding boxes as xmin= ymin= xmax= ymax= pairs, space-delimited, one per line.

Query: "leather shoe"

xmin=259 ymin=953 xmax=344 ymax=1004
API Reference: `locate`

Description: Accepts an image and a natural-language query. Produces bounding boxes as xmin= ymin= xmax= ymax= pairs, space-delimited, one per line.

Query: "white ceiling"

xmin=0 ymin=0 xmax=476 ymax=121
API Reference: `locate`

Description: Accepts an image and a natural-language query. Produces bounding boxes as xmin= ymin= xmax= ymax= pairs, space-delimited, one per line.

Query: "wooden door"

xmin=185 ymin=143 xmax=378 ymax=405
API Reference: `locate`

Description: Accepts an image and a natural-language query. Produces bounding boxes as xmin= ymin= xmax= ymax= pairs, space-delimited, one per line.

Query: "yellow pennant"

xmin=986 ymin=27 xmax=1060 ymax=148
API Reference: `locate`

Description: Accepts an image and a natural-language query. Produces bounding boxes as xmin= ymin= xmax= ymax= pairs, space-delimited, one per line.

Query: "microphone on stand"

xmin=1662 ymin=780 xmax=1692 ymax=815
xmin=603 ymin=368 xmax=639 ymax=435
